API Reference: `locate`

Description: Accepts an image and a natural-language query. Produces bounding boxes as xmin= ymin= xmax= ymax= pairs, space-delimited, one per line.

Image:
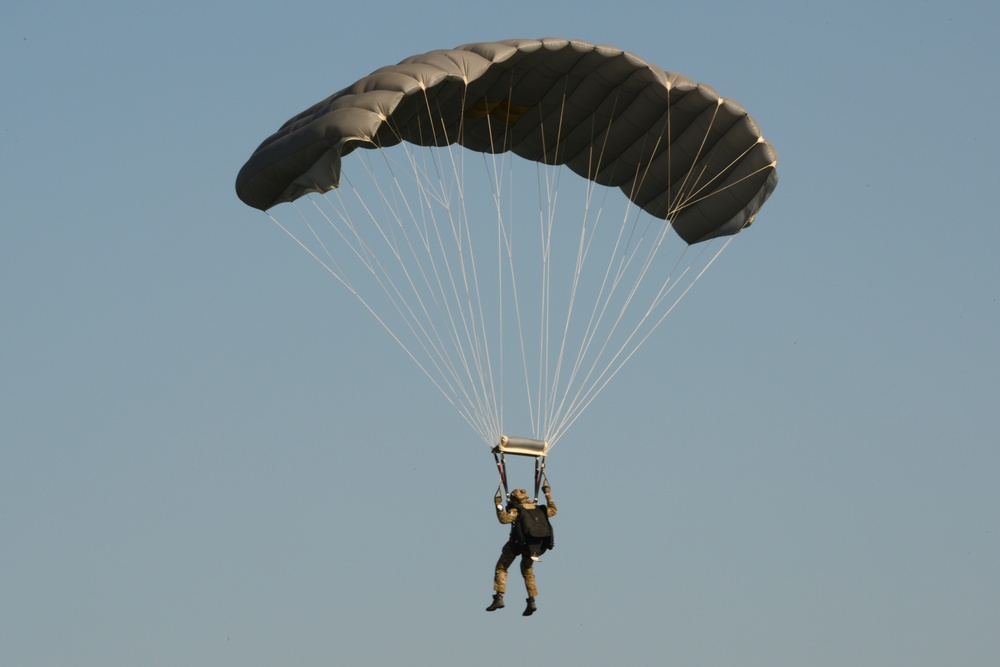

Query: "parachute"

xmin=235 ymin=38 xmax=778 ymax=450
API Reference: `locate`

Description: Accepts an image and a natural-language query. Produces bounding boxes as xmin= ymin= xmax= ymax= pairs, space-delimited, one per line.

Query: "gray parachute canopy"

xmin=235 ymin=38 xmax=778 ymax=244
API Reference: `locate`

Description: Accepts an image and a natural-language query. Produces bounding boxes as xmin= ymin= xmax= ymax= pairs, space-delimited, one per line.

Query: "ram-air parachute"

xmin=236 ymin=38 xmax=778 ymax=452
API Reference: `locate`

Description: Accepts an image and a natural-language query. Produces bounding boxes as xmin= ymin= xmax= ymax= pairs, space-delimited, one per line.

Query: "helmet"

xmin=509 ymin=488 xmax=529 ymax=504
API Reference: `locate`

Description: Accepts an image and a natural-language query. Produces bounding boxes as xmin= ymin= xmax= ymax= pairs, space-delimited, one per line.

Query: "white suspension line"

xmin=335 ymin=144 xmax=499 ymax=442
xmin=365 ymin=101 xmax=497 ymax=441
xmin=547 ymin=235 xmax=734 ymax=446
xmin=546 ymin=95 xmax=752 ymax=445
xmin=375 ymin=127 xmax=501 ymax=442
xmin=266 ymin=203 xmax=494 ymax=444
xmin=540 ymin=89 xmax=635 ymax=439
xmin=330 ymin=161 xmax=477 ymax=413
xmin=535 ymin=88 xmax=573 ymax=438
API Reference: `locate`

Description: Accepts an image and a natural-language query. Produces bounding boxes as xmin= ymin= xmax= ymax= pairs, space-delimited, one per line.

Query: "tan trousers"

xmin=492 ymin=541 xmax=537 ymax=597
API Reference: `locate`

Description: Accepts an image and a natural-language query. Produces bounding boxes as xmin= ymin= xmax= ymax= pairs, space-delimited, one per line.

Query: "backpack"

xmin=511 ymin=506 xmax=554 ymax=558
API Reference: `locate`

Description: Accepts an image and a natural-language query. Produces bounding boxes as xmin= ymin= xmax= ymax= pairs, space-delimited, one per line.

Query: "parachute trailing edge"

xmin=236 ymin=38 xmax=777 ymax=245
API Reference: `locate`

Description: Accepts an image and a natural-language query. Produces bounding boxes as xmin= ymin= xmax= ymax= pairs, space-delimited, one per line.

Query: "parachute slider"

xmin=493 ymin=435 xmax=549 ymax=458
xmin=493 ymin=436 xmax=549 ymax=504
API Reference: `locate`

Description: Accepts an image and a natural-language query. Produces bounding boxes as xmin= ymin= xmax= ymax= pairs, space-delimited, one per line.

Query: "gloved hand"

xmin=494 ymin=495 xmax=503 ymax=506
xmin=542 ymin=485 xmax=551 ymax=494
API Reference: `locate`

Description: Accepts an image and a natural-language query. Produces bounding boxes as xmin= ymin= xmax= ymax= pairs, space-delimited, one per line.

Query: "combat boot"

xmin=522 ymin=596 xmax=537 ymax=616
xmin=485 ymin=593 xmax=505 ymax=611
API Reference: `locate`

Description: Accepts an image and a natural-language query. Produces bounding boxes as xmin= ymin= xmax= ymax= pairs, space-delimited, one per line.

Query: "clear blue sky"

xmin=3 ymin=1 xmax=998 ymax=665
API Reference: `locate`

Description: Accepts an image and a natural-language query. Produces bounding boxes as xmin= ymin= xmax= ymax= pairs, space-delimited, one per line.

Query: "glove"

xmin=542 ymin=485 xmax=551 ymax=494
xmin=494 ymin=495 xmax=503 ymax=506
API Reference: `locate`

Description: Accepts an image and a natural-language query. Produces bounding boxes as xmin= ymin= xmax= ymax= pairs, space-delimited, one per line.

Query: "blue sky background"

xmin=3 ymin=1 xmax=998 ymax=665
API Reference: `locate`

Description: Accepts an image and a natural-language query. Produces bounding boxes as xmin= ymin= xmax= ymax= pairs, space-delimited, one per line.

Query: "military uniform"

xmin=487 ymin=487 xmax=556 ymax=614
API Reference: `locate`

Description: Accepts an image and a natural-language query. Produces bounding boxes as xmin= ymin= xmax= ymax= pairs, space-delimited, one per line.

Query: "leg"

xmin=520 ymin=554 xmax=538 ymax=616
xmin=486 ymin=542 xmax=516 ymax=611
xmin=519 ymin=554 xmax=537 ymax=597
xmin=493 ymin=542 xmax=517 ymax=593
